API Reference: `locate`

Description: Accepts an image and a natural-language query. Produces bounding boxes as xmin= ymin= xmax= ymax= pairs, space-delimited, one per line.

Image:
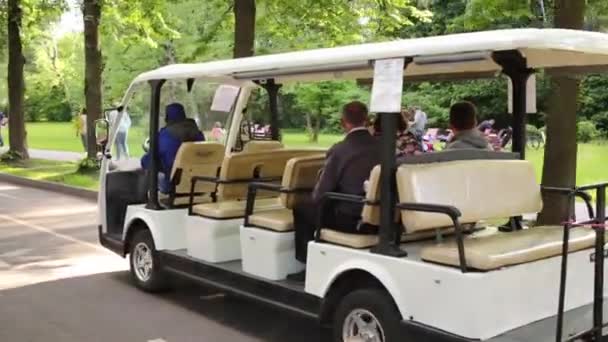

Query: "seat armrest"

xmin=314 ymin=192 xmax=368 ymax=241
xmin=243 ymin=179 xmax=302 ymax=225
xmin=396 ymin=202 xmax=462 ymax=221
xmin=542 ymin=186 xmax=597 ymax=220
xmin=396 ymin=201 xmax=468 ymax=272
xmin=188 ymin=176 xmax=221 ymax=214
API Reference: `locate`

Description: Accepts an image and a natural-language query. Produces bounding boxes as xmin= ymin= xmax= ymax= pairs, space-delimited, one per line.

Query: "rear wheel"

xmin=129 ymin=229 xmax=169 ymax=292
xmin=333 ymin=288 xmax=401 ymax=342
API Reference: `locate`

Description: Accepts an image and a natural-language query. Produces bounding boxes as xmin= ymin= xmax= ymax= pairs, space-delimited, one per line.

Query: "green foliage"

xmin=25 ymin=84 xmax=71 ymax=121
xmin=577 ymin=120 xmax=600 ymax=143
xmin=290 ymin=81 xmax=369 ymax=137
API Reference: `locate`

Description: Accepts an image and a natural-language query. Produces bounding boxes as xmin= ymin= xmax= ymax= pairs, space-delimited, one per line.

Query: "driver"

xmin=141 ymin=103 xmax=205 ymax=193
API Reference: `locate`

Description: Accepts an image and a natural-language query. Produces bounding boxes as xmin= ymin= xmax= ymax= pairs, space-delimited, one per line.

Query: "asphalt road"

xmin=0 ymin=182 xmax=320 ymax=342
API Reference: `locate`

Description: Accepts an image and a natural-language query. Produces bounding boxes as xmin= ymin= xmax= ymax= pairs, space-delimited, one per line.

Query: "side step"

xmin=159 ymin=250 xmax=321 ymax=319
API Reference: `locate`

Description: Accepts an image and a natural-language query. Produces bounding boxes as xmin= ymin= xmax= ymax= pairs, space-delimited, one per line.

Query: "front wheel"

xmin=129 ymin=229 xmax=170 ymax=292
xmin=333 ymin=288 xmax=401 ymax=342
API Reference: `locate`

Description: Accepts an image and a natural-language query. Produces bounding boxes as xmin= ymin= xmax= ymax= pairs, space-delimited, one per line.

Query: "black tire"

xmin=333 ymin=288 xmax=401 ymax=342
xmin=128 ymin=229 xmax=170 ymax=292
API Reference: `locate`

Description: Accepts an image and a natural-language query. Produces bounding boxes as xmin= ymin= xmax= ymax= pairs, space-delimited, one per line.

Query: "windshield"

xmin=116 ymin=80 xmax=238 ymax=162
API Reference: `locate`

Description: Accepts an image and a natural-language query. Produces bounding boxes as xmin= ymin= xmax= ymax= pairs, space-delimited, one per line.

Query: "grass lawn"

xmin=0 ymin=158 xmax=98 ymax=190
xmin=2 ymin=122 xmax=607 ymax=190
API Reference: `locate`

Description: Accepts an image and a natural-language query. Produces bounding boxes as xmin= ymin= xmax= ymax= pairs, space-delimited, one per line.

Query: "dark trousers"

xmin=294 ymin=200 xmax=361 ymax=263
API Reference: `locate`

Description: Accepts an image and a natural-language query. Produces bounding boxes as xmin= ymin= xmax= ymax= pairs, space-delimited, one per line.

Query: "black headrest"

xmin=397 ymin=149 xmax=520 ymax=165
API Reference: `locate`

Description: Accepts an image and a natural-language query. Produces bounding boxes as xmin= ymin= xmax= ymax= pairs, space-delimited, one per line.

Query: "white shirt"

xmin=347 ymin=126 xmax=370 ymax=136
xmin=109 ymin=110 xmax=131 ymax=133
xmin=412 ymin=110 xmax=427 ymax=132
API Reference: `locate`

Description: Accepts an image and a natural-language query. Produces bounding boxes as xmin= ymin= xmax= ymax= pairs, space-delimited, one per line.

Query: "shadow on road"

xmin=0 ymin=270 xmax=324 ymax=342
xmin=110 ymin=272 xmax=325 ymax=342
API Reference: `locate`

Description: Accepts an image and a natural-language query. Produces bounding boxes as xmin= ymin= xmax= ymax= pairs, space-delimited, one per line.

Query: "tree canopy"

xmin=0 ymin=0 xmax=606 ymax=139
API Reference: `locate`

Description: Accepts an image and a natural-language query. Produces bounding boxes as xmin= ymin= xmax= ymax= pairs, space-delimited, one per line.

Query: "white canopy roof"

xmin=132 ymin=28 xmax=608 ymax=85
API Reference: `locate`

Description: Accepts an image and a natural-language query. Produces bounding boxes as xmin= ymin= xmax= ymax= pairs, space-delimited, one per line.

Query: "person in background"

xmin=445 ymin=101 xmax=492 ymax=151
xmin=477 ymin=118 xmax=496 ymax=133
xmin=288 ymin=101 xmax=380 ymax=282
xmin=109 ymin=108 xmax=131 ymax=160
xmin=372 ymin=114 xmax=423 ymax=156
xmin=411 ymin=106 xmax=428 ymax=137
xmin=0 ymin=111 xmax=6 ymax=147
xmin=210 ymin=121 xmax=226 ymax=142
xmin=74 ymin=108 xmax=87 ymax=152
xmin=141 ymin=103 xmax=205 ymax=193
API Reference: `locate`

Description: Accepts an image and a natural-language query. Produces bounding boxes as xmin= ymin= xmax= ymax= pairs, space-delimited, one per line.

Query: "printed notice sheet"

xmin=370 ymin=58 xmax=404 ymax=113
xmin=211 ymin=85 xmax=240 ymax=112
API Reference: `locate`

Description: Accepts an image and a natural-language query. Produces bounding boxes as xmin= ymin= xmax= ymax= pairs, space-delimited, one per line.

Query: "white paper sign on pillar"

xmin=507 ymin=74 xmax=537 ymax=114
xmin=211 ymin=85 xmax=241 ymax=112
xmin=369 ymin=58 xmax=405 ymax=113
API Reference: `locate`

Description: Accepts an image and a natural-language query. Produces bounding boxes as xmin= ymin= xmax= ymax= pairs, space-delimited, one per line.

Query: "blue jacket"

xmin=141 ymin=118 xmax=205 ymax=193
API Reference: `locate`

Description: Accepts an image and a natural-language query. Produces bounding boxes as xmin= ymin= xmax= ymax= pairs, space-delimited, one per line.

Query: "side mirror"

xmin=95 ymin=119 xmax=109 ymax=148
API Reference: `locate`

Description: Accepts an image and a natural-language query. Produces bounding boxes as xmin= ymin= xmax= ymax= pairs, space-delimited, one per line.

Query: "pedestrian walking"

xmin=74 ymin=108 xmax=87 ymax=152
xmin=0 ymin=111 xmax=7 ymax=147
xmin=109 ymin=109 xmax=131 ymax=160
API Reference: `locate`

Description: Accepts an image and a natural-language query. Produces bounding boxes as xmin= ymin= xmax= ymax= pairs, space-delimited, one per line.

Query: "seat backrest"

xmin=217 ymin=149 xmax=325 ymax=201
xmin=361 ymin=165 xmax=382 ymax=226
xmin=171 ymin=142 xmax=225 ymax=195
xmin=280 ymin=154 xmax=326 ymax=209
xmin=242 ymin=140 xmax=284 ymax=153
xmin=396 ymin=159 xmax=542 ymax=233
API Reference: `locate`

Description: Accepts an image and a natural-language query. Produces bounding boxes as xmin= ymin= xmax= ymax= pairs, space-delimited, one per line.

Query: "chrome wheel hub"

xmin=343 ymin=309 xmax=385 ymax=342
xmin=133 ymin=242 xmax=153 ymax=282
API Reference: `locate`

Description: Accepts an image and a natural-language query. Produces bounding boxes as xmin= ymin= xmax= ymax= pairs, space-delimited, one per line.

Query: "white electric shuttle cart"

xmin=96 ymin=29 xmax=608 ymax=342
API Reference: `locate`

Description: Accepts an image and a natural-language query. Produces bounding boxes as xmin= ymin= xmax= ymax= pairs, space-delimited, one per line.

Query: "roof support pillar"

xmin=261 ymin=79 xmax=282 ymax=141
xmin=371 ymin=58 xmax=412 ymax=258
xmin=146 ymin=79 xmax=166 ymax=210
xmin=492 ymin=50 xmax=534 ymax=160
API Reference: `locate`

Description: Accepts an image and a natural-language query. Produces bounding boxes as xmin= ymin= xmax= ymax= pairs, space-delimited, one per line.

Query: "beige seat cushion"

xmin=159 ymin=193 xmax=212 ymax=207
xmin=217 ymin=149 xmax=325 ymax=201
xmin=248 ymin=208 xmax=294 ymax=232
xmin=421 ymin=226 xmax=597 ymax=271
xmin=192 ymin=197 xmax=282 ymax=219
xmin=397 ymin=160 xmax=542 ymax=234
xmin=279 ymin=154 xmax=325 ymax=209
xmin=320 ymin=229 xmax=379 ymax=249
xmin=361 ymin=165 xmax=381 ymax=226
xmin=170 ymin=142 xmax=224 ymax=196
xmin=242 ymin=140 xmax=284 ymax=152
xmin=319 ymin=226 xmax=476 ymax=249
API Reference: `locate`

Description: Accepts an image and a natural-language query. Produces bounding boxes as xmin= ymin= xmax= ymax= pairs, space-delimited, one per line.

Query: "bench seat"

xmin=421 ymin=226 xmax=597 ymax=271
xmin=248 ymin=208 xmax=294 ymax=232
xmin=319 ymin=227 xmax=472 ymax=249
xmin=192 ymin=197 xmax=282 ymax=219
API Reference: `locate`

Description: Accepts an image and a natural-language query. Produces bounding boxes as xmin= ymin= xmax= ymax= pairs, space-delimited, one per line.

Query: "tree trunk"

xmin=537 ymin=0 xmax=585 ymax=225
xmin=7 ymin=0 xmax=28 ymax=159
xmin=233 ymin=0 xmax=255 ymax=58
xmin=313 ymin=114 xmax=320 ymax=143
xmin=163 ymin=40 xmax=179 ymax=102
xmin=83 ymin=0 xmax=103 ymax=160
xmin=305 ymin=112 xmax=314 ymax=142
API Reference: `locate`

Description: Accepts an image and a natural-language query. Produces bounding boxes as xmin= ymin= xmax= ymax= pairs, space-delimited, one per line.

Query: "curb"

xmin=0 ymin=172 xmax=98 ymax=200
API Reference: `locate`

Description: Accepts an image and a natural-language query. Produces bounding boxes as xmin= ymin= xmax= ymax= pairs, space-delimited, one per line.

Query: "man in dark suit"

xmin=289 ymin=101 xmax=379 ymax=281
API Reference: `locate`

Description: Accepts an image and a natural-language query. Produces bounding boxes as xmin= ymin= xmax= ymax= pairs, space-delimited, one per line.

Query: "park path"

xmin=0 ymin=147 xmax=83 ymax=162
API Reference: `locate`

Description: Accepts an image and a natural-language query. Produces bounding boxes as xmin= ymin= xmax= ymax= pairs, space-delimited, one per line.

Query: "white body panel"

xmin=305 ymin=241 xmax=605 ymax=340
xmin=240 ymin=226 xmax=304 ymax=280
xmin=185 ymin=216 xmax=242 ymax=262
xmin=123 ymin=205 xmax=187 ymax=251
